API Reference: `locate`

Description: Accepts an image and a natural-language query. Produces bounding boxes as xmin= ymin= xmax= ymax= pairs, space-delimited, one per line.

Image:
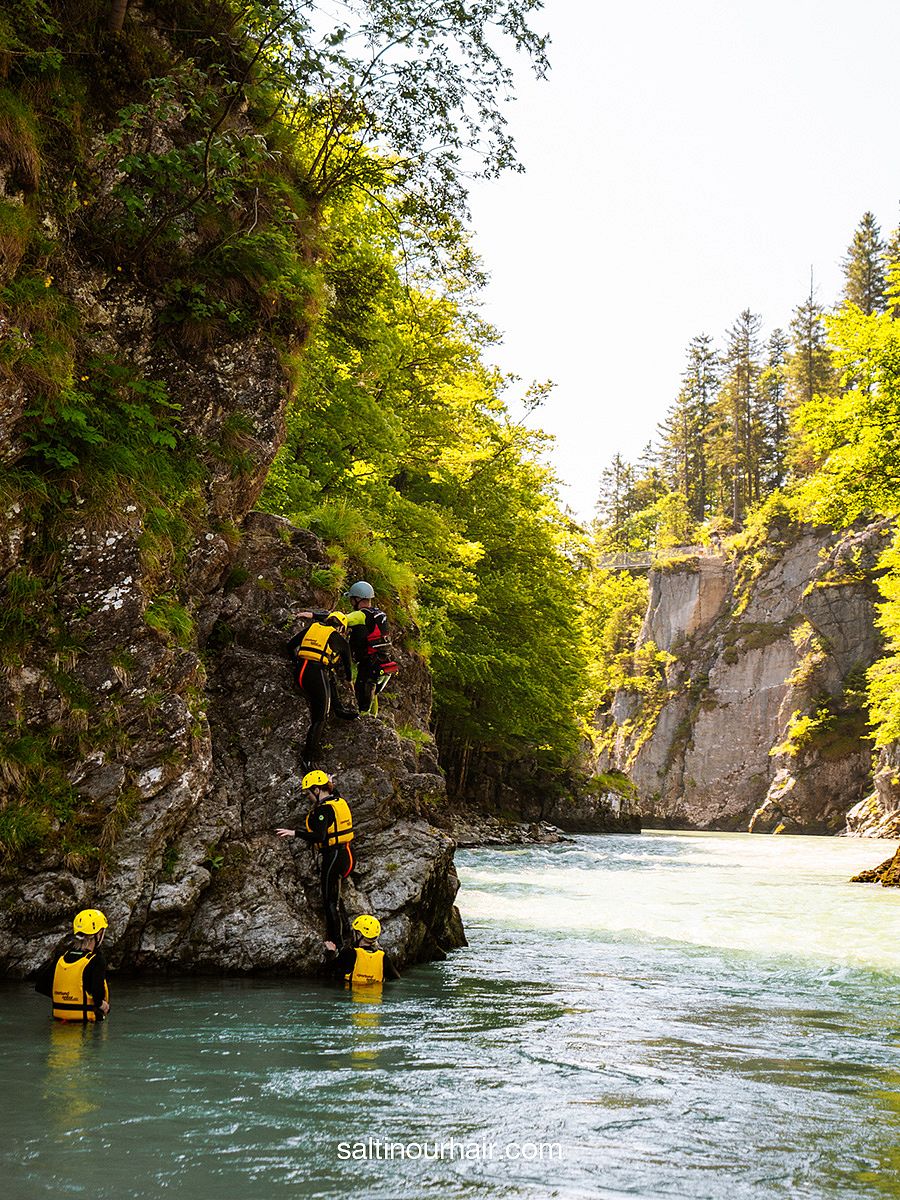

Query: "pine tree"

xmin=787 ymin=276 xmax=834 ymax=409
xmin=712 ymin=310 xmax=762 ymax=523
xmin=842 ymin=211 xmax=887 ymax=315
xmin=595 ymin=453 xmax=635 ymax=538
xmin=884 ymin=210 xmax=900 ymax=319
xmin=658 ymin=334 xmax=717 ymax=521
xmin=758 ymin=328 xmax=790 ymax=491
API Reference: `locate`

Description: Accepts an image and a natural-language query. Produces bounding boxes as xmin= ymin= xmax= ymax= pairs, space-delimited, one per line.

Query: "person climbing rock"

xmin=276 ymin=771 xmax=356 ymax=945
xmin=343 ymin=581 xmax=397 ymax=715
xmin=287 ymin=609 xmax=358 ymax=767
xmin=33 ymin=909 xmax=111 ymax=1023
xmin=324 ymin=914 xmax=400 ymax=985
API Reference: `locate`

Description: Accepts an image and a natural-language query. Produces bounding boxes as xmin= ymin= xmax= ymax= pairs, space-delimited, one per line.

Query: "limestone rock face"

xmin=609 ymin=522 xmax=893 ymax=832
xmin=845 ymin=745 xmax=900 ymax=838
xmin=640 ymin=557 xmax=731 ymax=652
xmin=1 ymin=510 xmax=464 ymax=977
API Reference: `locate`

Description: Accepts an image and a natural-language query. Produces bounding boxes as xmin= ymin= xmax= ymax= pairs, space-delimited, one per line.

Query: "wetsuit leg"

xmin=320 ymin=844 xmax=353 ymax=942
xmin=297 ymin=661 xmax=330 ymax=762
xmin=354 ymin=664 xmax=378 ymax=714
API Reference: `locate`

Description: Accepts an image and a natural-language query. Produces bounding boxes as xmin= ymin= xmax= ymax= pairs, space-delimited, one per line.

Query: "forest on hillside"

xmin=587 ymin=210 xmax=900 ymax=761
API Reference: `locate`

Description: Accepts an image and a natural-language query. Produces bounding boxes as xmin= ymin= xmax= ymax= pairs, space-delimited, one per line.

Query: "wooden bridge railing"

xmin=596 ymin=546 xmax=725 ymax=570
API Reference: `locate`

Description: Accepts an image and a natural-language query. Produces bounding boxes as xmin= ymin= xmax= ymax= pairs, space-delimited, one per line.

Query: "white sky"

xmin=465 ymin=0 xmax=900 ymax=521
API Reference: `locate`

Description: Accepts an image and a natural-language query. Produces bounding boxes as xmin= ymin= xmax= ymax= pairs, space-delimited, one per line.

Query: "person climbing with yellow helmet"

xmin=33 ymin=909 xmax=111 ymax=1022
xmin=343 ymin=581 xmax=397 ymax=716
xmin=324 ymin=914 xmax=400 ymax=985
xmin=286 ymin=608 xmax=358 ymax=768
xmin=276 ymin=770 xmax=356 ymax=945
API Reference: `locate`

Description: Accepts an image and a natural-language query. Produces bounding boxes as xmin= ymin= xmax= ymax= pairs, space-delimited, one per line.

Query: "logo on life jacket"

xmin=305 ymin=797 xmax=354 ymax=846
xmin=294 ymin=622 xmax=341 ymax=667
xmin=346 ymin=947 xmax=384 ymax=986
xmin=51 ymin=953 xmax=109 ymax=1022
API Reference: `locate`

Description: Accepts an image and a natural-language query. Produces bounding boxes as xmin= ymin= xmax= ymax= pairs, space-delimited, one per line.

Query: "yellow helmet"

xmin=73 ymin=908 xmax=108 ymax=936
xmin=351 ymin=914 xmax=381 ymax=939
xmin=301 ymin=769 xmax=331 ymax=790
xmin=327 ymin=610 xmax=348 ymax=629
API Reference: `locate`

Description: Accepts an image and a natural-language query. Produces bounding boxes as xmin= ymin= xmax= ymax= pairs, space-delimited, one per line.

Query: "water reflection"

xmin=349 ymin=985 xmax=383 ymax=1069
xmin=43 ymin=1020 xmax=107 ymax=1132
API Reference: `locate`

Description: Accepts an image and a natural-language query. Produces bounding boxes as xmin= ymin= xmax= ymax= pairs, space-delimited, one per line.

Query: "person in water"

xmin=342 ymin=581 xmax=396 ymax=715
xmin=286 ymin=609 xmax=358 ymax=768
xmin=324 ymin=914 xmax=400 ymax=985
xmin=34 ymin=908 xmax=110 ymax=1022
xmin=276 ymin=770 xmax=355 ymax=945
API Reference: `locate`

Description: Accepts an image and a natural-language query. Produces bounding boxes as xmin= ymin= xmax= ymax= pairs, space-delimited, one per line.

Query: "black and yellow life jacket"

xmin=345 ymin=947 xmax=384 ymax=987
xmin=51 ymin=952 xmax=109 ymax=1022
xmin=293 ymin=621 xmax=341 ymax=668
xmin=306 ymin=796 xmax=354 ymax=847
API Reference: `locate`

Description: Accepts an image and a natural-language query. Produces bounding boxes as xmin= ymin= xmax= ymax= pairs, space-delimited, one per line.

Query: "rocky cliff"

xmin=437 ymin=735 xmax=642 ymax=836
xmin=604 ymin=516 xmax=894 ymax=833
xmin=1 ymin=491 xmax=465 ymax=977
xmin=0 ymin=59 xmax=465 ymax=975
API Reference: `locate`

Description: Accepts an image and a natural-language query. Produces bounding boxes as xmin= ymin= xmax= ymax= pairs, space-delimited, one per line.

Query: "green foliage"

xmin=793 ymin=304 xmax=900 ymax=526
xmin=144 ymin=595 xmax=195 ymax=647
xmin=580 ymin=568 xmax=649 ymax=711
xmin=395 ymin=724 xmax=432 ymax=751
xmin=868 ymin=534 xmax=900 ymax=747
xmin=202 ymin=844 xmax=225 ymax=872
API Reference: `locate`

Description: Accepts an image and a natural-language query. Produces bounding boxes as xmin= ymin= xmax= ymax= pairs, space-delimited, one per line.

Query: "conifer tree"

xmin=758 ymin=328 xmax=790 ymax=490
xmin=842 ymin=211 xmax=887 ymax=315
xmin=711 ymin=310 xmax=762 ymax=523
xmin=681 ymin=334 xmax=717 ymax=520
xmin=595 ymin=454 xmax=635 ymax=530
xmin=787 ymin=277 xmax=834 ymax=410
xmin=884 ymin=210 xmax=900 ymax=318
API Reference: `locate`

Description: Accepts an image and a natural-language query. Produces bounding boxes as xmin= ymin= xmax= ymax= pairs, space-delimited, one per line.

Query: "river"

xmin=2 ymin=831 xmax=899 ymax=1199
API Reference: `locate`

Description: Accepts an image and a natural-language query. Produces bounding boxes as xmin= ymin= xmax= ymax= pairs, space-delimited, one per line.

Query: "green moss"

xmin=396 ymin=724 xmax=432 ymax=751
xmin=591 ymin=769 xmax=638 ymax=800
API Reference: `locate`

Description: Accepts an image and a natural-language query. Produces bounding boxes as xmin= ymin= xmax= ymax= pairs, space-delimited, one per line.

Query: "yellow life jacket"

xmin=305 ymin=796 xmax=354 ymax=846
xmin=346 ymin=947 xmax=384 ymax=987
xmin=294 ymin=622 xmax=340 ymax=667
xmin=51 ymin=953 xmax=109 ymax=1022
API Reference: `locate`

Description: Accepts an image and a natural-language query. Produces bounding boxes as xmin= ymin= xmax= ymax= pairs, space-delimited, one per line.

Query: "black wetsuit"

xmin=294 ymin=797 xmax=354 ymax=943
xmin=348 ymin=607 xmax=389 ymax=713
xmin=34 ymin=948 xmax=108 ymax=1020
xmin=286 ymin=623 xmax=356 ymax=764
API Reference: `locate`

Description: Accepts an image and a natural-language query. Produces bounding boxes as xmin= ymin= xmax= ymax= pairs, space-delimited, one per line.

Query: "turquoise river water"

xmin=2 ymin=831 xmax=900 ymax=1199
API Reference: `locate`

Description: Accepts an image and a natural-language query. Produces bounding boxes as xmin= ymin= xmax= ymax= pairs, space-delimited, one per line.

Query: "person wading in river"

xmin=323 ymin=914 xmax=400 ymax=986
xmin=286 ymin=610 xmax=358 ymax=769
xmin=276 ymin=771 xmax=355 ymax=946
xmin=34 ymin=909 xmax=111 ymax=1022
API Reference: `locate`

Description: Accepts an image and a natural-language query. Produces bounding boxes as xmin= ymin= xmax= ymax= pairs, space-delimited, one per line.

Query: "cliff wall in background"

xmin=604 ymin=518 xmax=898 ymax=835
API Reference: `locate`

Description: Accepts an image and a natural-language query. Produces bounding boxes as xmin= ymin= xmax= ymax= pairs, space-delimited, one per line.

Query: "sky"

xmin=464 ymin=0 xmax=900 ymax=521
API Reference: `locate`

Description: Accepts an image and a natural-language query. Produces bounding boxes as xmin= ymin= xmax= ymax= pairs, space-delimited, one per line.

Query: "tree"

xmin=594 ymin=454 xmax=636 ymax=547
xmin=659 ymin=333 xmax=717 ymax=520
xmin=757 ymin=328 xmax=789 ymax=491
xmin=710 ymin=309 xmax=762 ymax=523
xmin=786 ymin=276 xmax=834 ymax=411
xmin=842 ymin=211 xmax=887 ymax=315
xmin=245 ymin=0 xmax=550 ymax=246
